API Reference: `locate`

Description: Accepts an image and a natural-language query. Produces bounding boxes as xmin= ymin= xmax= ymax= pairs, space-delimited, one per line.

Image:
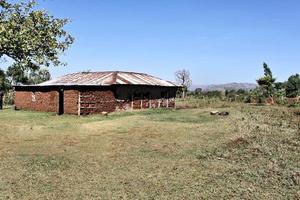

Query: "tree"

xmin=286 ymin=74 xmax=300 ymax=98
xmin=225 ymin=89 xmax=237 ymax=101
xmin=256 ymin=63 xmax=276 ymax=99
xmin=274 ymin=82 xmax=286 ymax=91
xmin=6 ymin=63 xmax=51 ymax=85
xmin=195 ymin=88 xmax=202 ymax=94
xmin=29 ymin=68 xmax=51 ymax=84
xmin=0 ymin=68 xmax=11 ymax=91
xmin=0 ymin=0 xmax=74 ymax=71
xmin=175 ymin=69 xmax=192 ymax=98
xmin=6 ymin=63 xmax=30 ymax=85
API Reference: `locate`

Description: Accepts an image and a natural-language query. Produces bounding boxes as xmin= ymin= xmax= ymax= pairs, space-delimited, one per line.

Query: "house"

xmin=14 ymin=71 xmax=181 ymax=115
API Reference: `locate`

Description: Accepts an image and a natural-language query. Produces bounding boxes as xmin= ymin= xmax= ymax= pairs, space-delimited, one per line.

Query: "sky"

xmin=3 ymin=0 xmax=300 ymax=85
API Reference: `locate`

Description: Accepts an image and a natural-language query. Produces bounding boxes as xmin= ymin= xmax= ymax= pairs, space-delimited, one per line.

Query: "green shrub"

xmin=4 ymin=90 xmax=15 ymax=105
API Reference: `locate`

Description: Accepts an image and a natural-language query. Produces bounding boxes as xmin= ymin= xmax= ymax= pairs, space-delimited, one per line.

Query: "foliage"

xmin=286 ymin=74 xmax=300 ymax=98
xmin=194 ymin=88 xmax=202 ymax=94
xmin=0 ymin=0 xmax=74 ymax=71
xmin=29 ymin=68 xmax=51 ymax=84
xmin=274 ymin=81 xmax=286 ymax=91
xmin=190 ymin=90 xmax=223 ymax=99
xmin=6 ymin=63 xmax=29 ymax=84
xmin=6 ymin=64 xmax=51 ymax=85
xmin=189 ymin=89 xmax=250 ymax=103
xmin=3 ymin=89 xmax=14 ymax=105
xmin=256 ymin=63 xmax=276 ymax=98
xmin=0 ymin=68 xmax=11 ymax=91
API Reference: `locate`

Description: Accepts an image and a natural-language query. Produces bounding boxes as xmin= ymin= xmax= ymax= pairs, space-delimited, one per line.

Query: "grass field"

xmin=0 ymin=103 xmax=299 ymax=199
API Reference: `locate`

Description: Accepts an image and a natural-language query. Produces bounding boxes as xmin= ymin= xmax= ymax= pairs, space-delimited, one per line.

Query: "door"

xmin=58 ymin=88 xmax=64 ymax=115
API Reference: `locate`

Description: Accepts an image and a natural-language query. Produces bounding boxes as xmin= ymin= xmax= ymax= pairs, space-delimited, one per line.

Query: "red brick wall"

xmin=80 ymin=90 xmax=116 ymax=115
xmin=64 ymin=90 xmax=79 ymax=115
xmin=15 ymin=91 xmax=59 ymax=112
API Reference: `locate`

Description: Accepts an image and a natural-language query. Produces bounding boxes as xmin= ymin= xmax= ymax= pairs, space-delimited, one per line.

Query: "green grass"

xmin=0 ymin=104 xmax=299 ymax=199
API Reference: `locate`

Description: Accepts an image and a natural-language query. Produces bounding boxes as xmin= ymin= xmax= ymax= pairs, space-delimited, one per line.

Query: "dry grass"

xmin=0 ymin=104 xmax=299 ymax=199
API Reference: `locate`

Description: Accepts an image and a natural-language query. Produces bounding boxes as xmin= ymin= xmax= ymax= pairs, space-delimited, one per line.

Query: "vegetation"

xmin=175 ymin=69 xmax=192 ymax=98
xmin=6 ymin=65 xmax=51 ymax=85
xmin=286 ymin=74 xmax=300 ymax=98
xmin=187 ymin=63 xmax=299 ymax=107
xmin=0 ymin=101 xmax=299 ymax=199
xmin=0 ymin=0 xmax=73 ymax=90
xmin=256 ymin=63 xmax=276 ymax=98
xmin=0 ymin=0 xmax=74 ymax=69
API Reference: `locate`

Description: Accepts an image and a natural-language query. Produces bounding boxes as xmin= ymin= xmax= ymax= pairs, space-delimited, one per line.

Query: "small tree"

xmin=0 ymin=69 xmax=11 ymax=91
xmin=256 ymin=63 xmax=276 ymax=102
xmin=175 ymin=69 xmax=192 ymax=98
xmin=195 ymin=88 xmax=202 ymax=94
xmin=286 ymin=74 xmax=300 ymax=98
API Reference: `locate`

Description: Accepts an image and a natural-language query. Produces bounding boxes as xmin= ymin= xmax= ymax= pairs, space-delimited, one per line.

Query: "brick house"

xmin=14 ymin=71 xmax=180 ymax=115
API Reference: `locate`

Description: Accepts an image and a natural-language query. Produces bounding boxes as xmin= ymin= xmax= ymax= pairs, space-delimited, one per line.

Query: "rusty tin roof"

xmin=38 ymin=71 xmax=180 ymax=87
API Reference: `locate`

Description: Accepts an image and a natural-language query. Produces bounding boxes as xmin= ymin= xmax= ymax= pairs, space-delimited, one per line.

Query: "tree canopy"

xmin=0 ymin=0 xmax=74 ymax=70
xmin=286 ymin=74 xmax=300 ymax=98
xmin=256 ymin=63 xmax=276 ymax=98
xmin=6 ymin=63 xmax=51 ymax=85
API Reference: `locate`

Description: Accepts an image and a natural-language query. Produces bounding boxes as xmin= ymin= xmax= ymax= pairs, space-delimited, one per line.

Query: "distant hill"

xmin=192 ymin=83 xmax=257 ymax=92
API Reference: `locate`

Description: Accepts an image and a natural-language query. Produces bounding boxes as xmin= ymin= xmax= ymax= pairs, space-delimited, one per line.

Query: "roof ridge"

xmin=35 ymin=71 xmax=180 ymax=87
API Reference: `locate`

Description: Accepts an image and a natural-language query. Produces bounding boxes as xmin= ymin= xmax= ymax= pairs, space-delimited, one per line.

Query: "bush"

xmin=3 ymin=90 xmax=15 ymax=105
xmin=286 ymin=74 xmax=300 ymax=98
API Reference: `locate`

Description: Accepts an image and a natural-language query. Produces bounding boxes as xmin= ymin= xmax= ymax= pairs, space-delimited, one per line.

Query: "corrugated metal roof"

xmin=38 ymin=71 xmax=180 ymax=87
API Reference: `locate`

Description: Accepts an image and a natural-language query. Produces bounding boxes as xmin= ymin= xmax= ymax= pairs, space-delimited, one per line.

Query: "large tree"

xmin=0 ymin=0 xmax=73 ymax=84
xmin=6 ymin=63 xmax=51 ymax=85
xmin=175 ymin=69 xmax=192 ymax=98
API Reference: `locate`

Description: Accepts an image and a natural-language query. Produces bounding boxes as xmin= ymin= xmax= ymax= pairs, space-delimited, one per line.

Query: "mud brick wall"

xmin=80 ymin=90 xmax=116 ymax=115
xmin=141 ymin=99 xmax=150 ymax=108
xmin=149 ymin=99 xmax=160 ymax=108
xmin=64 ymin=90 xmax=79 ymax=114
xmin=15 ymin=91 xmax=58 ymax=112
xmin=168 ymin=98 xmax=176 ymax=108
xmin=115 ymin=98 xmax=176 ymax=110
xmin=132 ymin=99 xmax=142 ymax=109
xmin=115 ymin=100 xmax=131 ymax=111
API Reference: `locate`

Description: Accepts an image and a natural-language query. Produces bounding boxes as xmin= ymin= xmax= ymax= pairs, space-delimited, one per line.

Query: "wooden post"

xmin=78 ymin=91 xmax=81 ymax=116
xmin=131 ymin=93 xmax=134 ymax=110
xmin=167 ymin=91 xmax=169 ymax=108
xmin=174 ymin=98 xmax=176 ymax=109
xmin=140 ymin=93 xmax=143 ymax=109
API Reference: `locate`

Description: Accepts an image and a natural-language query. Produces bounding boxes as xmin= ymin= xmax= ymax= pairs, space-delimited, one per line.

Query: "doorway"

xmin=58 ymin=88 xmax=64 ymax=115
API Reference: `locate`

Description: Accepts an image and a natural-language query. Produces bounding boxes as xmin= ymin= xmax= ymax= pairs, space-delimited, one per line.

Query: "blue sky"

xmin=5 ymin=0 xmax=300 ymax=85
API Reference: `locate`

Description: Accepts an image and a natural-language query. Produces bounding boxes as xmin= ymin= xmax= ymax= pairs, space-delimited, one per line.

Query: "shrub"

xmin=3 ymin=90 xmax=15 ymax=105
